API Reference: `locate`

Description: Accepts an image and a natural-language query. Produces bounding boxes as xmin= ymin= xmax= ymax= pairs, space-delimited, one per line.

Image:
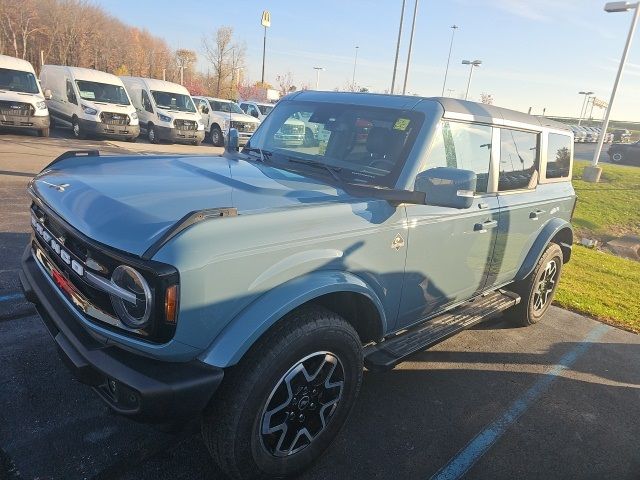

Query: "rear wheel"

xmin=201 ymin=305 xmax=363 ymax=480
xmin=505 ymin=243 xmax=563 ymax=326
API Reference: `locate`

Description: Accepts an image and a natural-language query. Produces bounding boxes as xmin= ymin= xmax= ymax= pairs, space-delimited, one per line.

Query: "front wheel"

xmin=505 ymin=243 xmax=563 ymax=326
xmin=148 ymin=123 xmax=159 ymax=144
xmin=72 ymin=117 xmax=84 ymax=139
xmin=202 ymin=306 xmax=363 ymax=480
xmin=210 ymin=125 xmax=224 ymax=147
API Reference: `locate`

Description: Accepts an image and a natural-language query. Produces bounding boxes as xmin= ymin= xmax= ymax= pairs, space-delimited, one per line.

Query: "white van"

xmin=0 ymin=54 xmax=50 ymax=137
xmin=120 ymin=76 xmax=205 ymax=145
xmin=40 ymin=65 xmax=139 ymax=140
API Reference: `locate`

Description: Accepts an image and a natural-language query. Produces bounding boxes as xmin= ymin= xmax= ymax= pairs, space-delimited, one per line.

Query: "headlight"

xmin=158 ymin=112 xmax=172 ymax=123
xmin=130 ymin=111 xmax=138 ymax=119
xmin=81 ymin=104 xmax=98 ymax=115
xmin=36 ymin=101 xmax=47 ymax=110
xmin=198 ymin=119 xmax=204 ymax=126
xmin=110 ymin=265 xmax=152 ymax=328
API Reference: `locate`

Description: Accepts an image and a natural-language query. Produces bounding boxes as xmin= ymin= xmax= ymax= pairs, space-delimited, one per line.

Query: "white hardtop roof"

xmin=48 ymin=66 xmax=124 ymax=85
xmin=0 ymin=54 xmax=36 ymax=73
xmin=242 ymin=100 xmax=273 ymax=107
xmin=197 ymin=96 xmax=235 ymax=103
xmin=124 ymin=76 xmax=191 ymax=95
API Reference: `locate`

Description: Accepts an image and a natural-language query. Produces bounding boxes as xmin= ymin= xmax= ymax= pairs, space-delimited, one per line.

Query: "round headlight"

xmin=110 ymin=265 xmax=152 ymax=328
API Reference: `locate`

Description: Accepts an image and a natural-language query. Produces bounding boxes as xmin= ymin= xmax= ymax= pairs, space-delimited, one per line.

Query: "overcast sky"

xmin=96 ymin=0 xmax=640 ymax=120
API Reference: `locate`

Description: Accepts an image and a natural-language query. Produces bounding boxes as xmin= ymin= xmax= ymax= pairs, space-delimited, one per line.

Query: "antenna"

xmin=228 ymin=102 xmax=232 ymax=147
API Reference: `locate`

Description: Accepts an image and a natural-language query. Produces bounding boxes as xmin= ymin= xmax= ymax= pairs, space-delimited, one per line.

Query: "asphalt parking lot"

xmin=1 ymin=130 xmax=639 ymax=480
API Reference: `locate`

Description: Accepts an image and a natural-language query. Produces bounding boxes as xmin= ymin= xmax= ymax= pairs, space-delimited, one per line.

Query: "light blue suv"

xmin=20 ymin=91 xmax=575 ymax=479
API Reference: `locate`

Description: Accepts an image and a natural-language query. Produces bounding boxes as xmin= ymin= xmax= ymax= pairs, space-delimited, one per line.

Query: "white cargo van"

xmin=120 ymin=76 xmax=205 ymax=145
xmin=0 ymin=54 xmax=50 ymax=137
xmin=40 ymin=65 xmax=139 ymax=140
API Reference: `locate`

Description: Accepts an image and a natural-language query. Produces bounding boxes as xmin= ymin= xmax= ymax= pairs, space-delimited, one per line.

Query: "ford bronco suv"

xmin=20 ymin=91 xmax=575 ymax=479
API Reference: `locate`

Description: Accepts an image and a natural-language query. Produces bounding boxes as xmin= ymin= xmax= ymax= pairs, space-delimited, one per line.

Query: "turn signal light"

xmin=164 ymin=285 xmax=179 ymax=324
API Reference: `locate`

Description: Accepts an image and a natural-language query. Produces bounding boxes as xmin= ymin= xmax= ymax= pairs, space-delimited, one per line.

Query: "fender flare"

xmin=514 ymin=218 xmax=573 ymax=282
xmin=198 ymin=270 xmax=387 ymax=368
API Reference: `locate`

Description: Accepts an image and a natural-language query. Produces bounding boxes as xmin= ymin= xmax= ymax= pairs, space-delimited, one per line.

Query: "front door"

xmin=396 ymin=120 xmax=498 ymax=329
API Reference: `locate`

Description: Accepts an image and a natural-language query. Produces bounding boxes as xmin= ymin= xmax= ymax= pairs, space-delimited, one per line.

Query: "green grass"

xmin=555 ymin=245 xmax=640 ymax=333
xmin=571 ymin=160 xmax=640 ymax=240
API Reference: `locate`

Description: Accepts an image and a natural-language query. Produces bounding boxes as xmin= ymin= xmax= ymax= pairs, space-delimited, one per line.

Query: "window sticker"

xmin=394 ymin=118 xmax=411 ymax=131
xmin=81 ymin=91 xmax=95 ymax=99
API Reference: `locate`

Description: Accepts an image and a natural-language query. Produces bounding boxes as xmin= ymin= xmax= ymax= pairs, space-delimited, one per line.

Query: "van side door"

xmin=397 ymin=120 xmax=499 ymax=328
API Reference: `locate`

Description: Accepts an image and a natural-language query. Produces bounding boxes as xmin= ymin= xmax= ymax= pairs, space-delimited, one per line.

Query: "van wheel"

xmin=201 ymin=305 xmax=363 ymax=480
xmin=211 ymin=125 xmax=224 ymax=147
xmin=72 ymin=118 xmax=84 ymax=139
xmin=505 ymin=243 xmax=563 ymax=327
xmin=148 ymin=123 xmax=159 ymax=144
xmin=37 ymin=128 xmax=50 ymax=137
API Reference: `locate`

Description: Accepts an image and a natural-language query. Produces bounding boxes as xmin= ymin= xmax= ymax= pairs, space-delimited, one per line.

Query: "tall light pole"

xmin=586 ymin=1 xmax=640 ymax=183
xmin=261 ymin=10 xmax=271 ymax=85
xmin=462 ymin=59 xmax=481 ymax=100
xmin=390 ymin=0 xmax=406 ymax=94
xmin=402 ymin=0 xmax=419 ymax=95
xmin=313 ymin=66 xmax=325 ymax=90
xmin=577 ymin=91 xmax=594 ymax=125
xmin=441 ymin=25 xmax=459 ymax=96
xmin=352 ymin=46 xmax=359 ymax=88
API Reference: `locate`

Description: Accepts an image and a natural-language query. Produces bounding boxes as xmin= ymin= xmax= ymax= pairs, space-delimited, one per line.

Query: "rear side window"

xmin=499 ymin=129 xmax=539 ymax=191
xmin=427 ymin=121 xmax=492 ymax=193
xmin=546 ymin=133 xmax=571 ymax=179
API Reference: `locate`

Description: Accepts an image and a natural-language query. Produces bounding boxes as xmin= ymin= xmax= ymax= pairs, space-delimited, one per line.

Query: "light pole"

xmin=586 ymin=1 xmax=639 ymax=182
xmin=577 ymin=91 xmax=594 ymax=125
xmin=462 ymin=59 xmax=481 ymax=100
xmin=352 ymin=46 xmax=359 ymax=88
xmin=313 ymin=66 xmax=325 ymax=90
xmin=390 ymin=0 xmax=407 ymax=94
xmin=402 ymin=0 xmax=419 ymax=95
xmin=261 ymin=10 xmax=271 ymax=85
xmin=441 ymin=25 xmax=459 ymax=96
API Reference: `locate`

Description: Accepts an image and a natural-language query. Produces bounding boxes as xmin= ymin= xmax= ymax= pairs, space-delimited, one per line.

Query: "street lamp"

xmin=352 ymin=46 xmax=359 ymax=88
xmin=402 ymin=0 xmax=420 ymax=95
xmin=261 ymin=10 xmax=271 ymax=84
xmin=390 ymin=0 xmax=407 ymax=94
xmin=585 ymin=1 xmax=639 ymax=182
xmin=313 ymin=66 xmax=325 ymax=90
xmin=462 ymin=59 xmax=481 ymax=100
xmin=441 ymin=25 xmax=459 ymax=96
xmin=577 ymin=91 xmax=594 ymax=125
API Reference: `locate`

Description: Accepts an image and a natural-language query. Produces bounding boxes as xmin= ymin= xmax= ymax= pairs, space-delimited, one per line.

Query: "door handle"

xmin=474 ymin=220 xmax=498 ymax=233
xmin=529 ymin=209 xmax=546 ymax=220
xmin=478 ymin=202 xmax=489 ymax=210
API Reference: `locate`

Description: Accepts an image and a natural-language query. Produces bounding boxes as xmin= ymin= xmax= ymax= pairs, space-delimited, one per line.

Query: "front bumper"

xmin=156 ymin=125 xmax=205 ymax=144
xmin=79 ymin=119 xmax=140 ymax=139
xmin=0 ymin=113 xmax=49 ymax=130
xmin=19 ymin=244 xmax=223 ymax=423
xmin=275 ymin=132 xmax=305 ymax=146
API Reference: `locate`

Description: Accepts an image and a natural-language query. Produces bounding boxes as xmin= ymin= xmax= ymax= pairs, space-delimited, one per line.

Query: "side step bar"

xmin=364 ymin=290 xmax=520 ymax=370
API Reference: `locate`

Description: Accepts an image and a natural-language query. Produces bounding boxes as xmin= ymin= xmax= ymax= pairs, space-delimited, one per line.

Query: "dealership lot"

xmin=1 ymin=132 xmax=638 ymax=479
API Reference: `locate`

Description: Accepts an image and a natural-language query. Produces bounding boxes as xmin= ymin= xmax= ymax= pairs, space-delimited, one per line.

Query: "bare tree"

xmin=0 ymin=0 xmax=42 ymax=59
xmin=480 ymin=92 xmax=494 ymax=105
xmin=202 ymin=26 xmax=234 ymax=97
xmin=276 ymin=71 xmax=296 ymax=96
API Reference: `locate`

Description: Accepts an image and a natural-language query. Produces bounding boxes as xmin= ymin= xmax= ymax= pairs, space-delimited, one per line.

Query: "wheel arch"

xmin=514 ymin=218 xmax=573 ymax=282
xmin=198 ymin=271 xmax=387 ymax=368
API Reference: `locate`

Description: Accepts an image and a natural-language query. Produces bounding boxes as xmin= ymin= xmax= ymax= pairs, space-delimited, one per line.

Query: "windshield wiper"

xmin=243 ymin=147 xmax=272 ymax=163
xmin=285 ymin=157 xmax=344 ymax=184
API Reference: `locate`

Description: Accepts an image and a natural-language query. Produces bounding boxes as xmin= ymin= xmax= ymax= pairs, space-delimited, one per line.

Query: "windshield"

xmin=151 ymin=90 xmax=196 ymax=112
xmin=210 ymin=100 xmax=243 ymax=114
xmin=75 ymin=80 xmax=130 ymax=105
xmin=258 ymin=104 xmax=274 ymax=115
xmin=0 ymin=68 xmax=39 ymax=94
xmin=247 ymin=100 xmax=424 ymax=188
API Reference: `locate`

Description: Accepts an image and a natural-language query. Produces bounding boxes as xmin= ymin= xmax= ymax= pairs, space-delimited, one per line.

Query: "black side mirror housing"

xmin=226 ymin=128 xmax=239 ymax=152
xmin=415 ymin=167 xmax=477 ymax=209
xmin=44 ymin=89 xmax=53 ymax=100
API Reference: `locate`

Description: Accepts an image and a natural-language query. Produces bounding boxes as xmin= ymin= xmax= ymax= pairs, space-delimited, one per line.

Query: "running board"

xmin=364 ymin=290 xmax=520 ymax=370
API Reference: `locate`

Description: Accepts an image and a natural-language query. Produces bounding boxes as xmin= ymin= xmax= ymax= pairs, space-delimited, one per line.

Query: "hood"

xmin=82 ymin=100 xmax=135 ymax=114
xmin=229 ymin=112 xmax=259 ymax=123
xmin=0 ymin=90 xmax=44 ymax=104
xmin=32 ymin=154 xmax=346 ymax=256
xmin=157 ymin=108 xmax=201 ymax=121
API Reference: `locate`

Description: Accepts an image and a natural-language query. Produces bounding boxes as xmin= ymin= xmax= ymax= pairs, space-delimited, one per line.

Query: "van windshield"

xmin=0 ymin=68 xmax=39 ymax=94
xmin=151 ymin=90 xmax=196 ymax=112
xmin=75 ymin=80 xmax=130 ymax=105
xmin=258 ymin=104 xmax=274 ymax=115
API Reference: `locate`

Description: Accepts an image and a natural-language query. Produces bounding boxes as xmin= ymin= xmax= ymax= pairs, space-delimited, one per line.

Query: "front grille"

xmin=0 ymin=100 xmax=33 ymax=117
xmin=282 ymin=123 xmax=304 ymax=135
xmin=100 ymin=112 xmax=130 ymax=126
xmin=174 ymin=119 xmax=197 ymax=131
xmin=231 ymin=121 xmax=257 ymax=133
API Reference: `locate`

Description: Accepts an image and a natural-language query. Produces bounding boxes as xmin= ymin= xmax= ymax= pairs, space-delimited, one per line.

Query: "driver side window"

xmin=66 ymin=79 xmax=77 ymax=105
xmin=141 ymin=90 xmax=153 ymax=113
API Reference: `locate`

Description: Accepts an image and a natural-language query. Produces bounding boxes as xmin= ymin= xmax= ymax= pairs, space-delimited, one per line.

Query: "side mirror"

xmin=251 ymin=110 xmax=259 ymax=118
xmin=202 ymin=106 xmax=209 ymax=114
xmin=44 ymin=89 xmax=52 ymax=100
xmin=226 ymin=128 xmax=239 ymax=152
xmin=415 ymin=167 xmax=476 ymax=209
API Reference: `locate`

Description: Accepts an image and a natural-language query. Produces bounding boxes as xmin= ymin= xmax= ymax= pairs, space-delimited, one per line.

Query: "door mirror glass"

xmin=415 ymin=167 xmax=477 ymax=209
xmin=44 ymin=89 xmax=52 ymax=100
xmin=226 ymin=127 xmax=239 ymax=152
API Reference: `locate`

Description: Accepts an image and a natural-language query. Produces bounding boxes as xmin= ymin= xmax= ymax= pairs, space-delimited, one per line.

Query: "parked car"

xmin=569 ymin=125 xmax=586 ymax=142
xmin=40 ymin=65 xmax=138 ymax=140
xmin=0 ymin=54 xmax=50 ymax=137
xmin=238 ymin=100 xmax=275 ymax=121
xmin=609 ymin=140 xmax=640 ymax=165
xmin=193 ymin=96 xmax=259 ymax=147
xmin=20 ymin=91 xmax=576 ymax=480
xmin=612 ymin=129 xmax=632 ymax=143
xmin=121 ymin=76 xmax=204 ymax=145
